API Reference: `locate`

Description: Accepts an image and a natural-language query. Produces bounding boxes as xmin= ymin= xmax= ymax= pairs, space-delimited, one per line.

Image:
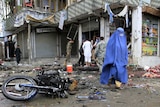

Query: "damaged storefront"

xmin=81 ymin=17 xmax=100 ymax=41
xmin=104 ymin=2 xmax=160 ymax=67
xmin=132 ymin=6 xmax=160 ymax=67
xmin=11 ymin=9 xmax=59 ymax=61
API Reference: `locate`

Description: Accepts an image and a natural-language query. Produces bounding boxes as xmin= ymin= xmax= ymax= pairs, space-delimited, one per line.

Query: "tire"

xmin=1 ymin=75 xmax=38 ymax=101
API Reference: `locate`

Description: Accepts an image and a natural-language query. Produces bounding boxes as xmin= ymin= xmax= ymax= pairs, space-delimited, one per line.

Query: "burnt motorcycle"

xmin=1 ymin=69 xmax=77 ymax=101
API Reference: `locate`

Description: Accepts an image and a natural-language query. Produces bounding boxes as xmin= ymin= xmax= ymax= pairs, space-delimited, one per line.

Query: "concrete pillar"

xmin=33 ymin=30 xmax=36 ymax=59
xmin=27 ymin=23 xmax=31 ymax=64
xmin=100 ymin=17 xmax=105 ymax=37
xmin=22 ymin=33 xmax=25 ymax=58
xmin=30 ymin=31 xmax=34 ymax=60
xmin=105 ymin=19 xmax=110 ymax=43
xmin=78 ymin=24 xmax=82 ymax=48
xmin=100 ymin=17 xmax=110 ymax=43
xmin=131 ymin=6 xmax=142 ymax=65
xmin=78 ymin=24 xmax=82 ymax=57
xmin=6 ymin=45 xmax=9 ymax=59
xmin=67 ymin=0 xmax=71 ymax=6
xmin=2 ymin=42 xmax=5 ymax=60
xmin=55 ymin=0 xmax=58 ymax=11
xmin=33 ymin=0 xmax=37 ymax=8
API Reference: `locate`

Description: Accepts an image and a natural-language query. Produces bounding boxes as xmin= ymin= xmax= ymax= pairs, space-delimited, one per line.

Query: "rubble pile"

xmin=142 ymin=65 xmax=160 ymax=78
xmin=0 ymin=61 xmax=12 ymax=71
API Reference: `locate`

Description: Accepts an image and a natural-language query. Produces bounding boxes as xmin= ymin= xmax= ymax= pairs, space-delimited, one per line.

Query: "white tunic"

xmin=82 ymin=40 xmax=92 ymax=57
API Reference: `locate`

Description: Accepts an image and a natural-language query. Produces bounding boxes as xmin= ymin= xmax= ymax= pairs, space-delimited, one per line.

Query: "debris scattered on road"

xmin=142 ymin=65 xmax=160 ymax=78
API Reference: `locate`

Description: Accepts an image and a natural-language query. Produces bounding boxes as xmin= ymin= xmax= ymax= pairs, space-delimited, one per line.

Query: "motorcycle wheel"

xmin=2 ymin=75 xmax=38 ymax=101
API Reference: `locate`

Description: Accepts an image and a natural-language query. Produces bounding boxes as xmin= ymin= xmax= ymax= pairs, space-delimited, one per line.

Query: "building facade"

xmin=2 ymin=0 xmax=160 ymax=67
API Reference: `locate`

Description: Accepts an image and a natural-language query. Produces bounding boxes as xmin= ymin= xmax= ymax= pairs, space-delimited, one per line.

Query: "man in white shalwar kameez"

xmin=82 ymin=39 xmax=92 ymax=67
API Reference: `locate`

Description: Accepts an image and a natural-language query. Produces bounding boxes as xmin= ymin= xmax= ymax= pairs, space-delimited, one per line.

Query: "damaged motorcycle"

xmin=1 ymin=69 xmax=78 ymax=101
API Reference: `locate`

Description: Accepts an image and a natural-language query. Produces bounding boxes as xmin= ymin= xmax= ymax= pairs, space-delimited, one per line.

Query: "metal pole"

xmin=6 ymin=44 xmax=9 ymax=59
xmin=88 ymin=17 xmax=91 ymax=40
xmin=73 ymin=29 xmax=78 ymax=40
xmin=5 ymin=1 xmax=7 ymax=19
xmin=67 ymin=24 xmax=73 ymax=38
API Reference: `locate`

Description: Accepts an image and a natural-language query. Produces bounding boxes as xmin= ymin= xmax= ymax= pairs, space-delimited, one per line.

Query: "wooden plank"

xmin=142 ymin=6 xmax=160 ymax=17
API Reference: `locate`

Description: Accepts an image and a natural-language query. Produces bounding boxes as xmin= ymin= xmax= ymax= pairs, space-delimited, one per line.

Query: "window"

xmin=142 ymin=14 xmax=159 ymax=56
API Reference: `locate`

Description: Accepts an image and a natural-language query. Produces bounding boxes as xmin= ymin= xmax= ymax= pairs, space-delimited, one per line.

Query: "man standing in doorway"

xmin=82 ymin=39 xmax=92 ymax=67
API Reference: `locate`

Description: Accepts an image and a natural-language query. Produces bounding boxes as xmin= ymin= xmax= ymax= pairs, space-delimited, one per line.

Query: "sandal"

xmin=115 ymin=80 xmax=121 ymax=88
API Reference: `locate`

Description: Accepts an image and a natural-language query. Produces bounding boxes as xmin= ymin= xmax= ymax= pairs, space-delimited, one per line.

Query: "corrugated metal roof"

xmin=150 ymin=0 xmax=160 ymax=8
xmin=105 ymin=0 xmax=160 ymax=8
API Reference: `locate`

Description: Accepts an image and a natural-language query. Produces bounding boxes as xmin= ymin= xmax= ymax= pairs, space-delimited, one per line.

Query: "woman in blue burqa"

xmin=100 ymin=27 xmax=128 ymax=87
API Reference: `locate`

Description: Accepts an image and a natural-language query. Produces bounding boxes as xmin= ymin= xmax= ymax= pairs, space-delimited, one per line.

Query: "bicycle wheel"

xmin=1 ymin=75 xmax=38 ymax=101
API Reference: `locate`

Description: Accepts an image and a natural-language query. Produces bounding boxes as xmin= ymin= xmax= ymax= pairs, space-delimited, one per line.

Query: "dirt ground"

xmin=0 ymin=60 xmax=160 ymax=107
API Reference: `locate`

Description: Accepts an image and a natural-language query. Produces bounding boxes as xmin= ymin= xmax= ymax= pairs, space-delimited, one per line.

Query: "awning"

xmin=26 ymin=14 xmax=55 ymax=24
xmin=119 ymin=0 xmax=160 ymax=8
xmin=142 ymin=6 xmax=160 ymax=17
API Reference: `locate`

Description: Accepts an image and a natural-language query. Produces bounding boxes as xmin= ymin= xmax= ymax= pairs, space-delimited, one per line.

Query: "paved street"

xmin=0 ymin=58 xmax=160 ymax=107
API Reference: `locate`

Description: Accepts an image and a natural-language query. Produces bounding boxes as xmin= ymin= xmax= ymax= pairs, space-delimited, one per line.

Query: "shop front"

xmin=132 ymin=6 xmax=160 ymax=67
xmin=81 ymin=17 xmax=100 ymax=41
xmin=142 ymin=14 xmax=159 ymax=56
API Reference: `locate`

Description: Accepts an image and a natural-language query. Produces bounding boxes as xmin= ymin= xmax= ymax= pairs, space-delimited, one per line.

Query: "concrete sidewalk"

xmin=2 ymin=57 xmax=79 ymax=67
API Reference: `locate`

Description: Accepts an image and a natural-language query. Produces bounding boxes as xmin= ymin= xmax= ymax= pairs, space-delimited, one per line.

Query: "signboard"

xmin=36 ymin=28 xmax=56 ymax=33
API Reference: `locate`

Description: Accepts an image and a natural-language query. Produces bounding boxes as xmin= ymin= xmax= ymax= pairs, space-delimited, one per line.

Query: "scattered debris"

xmin=142 ymin=65 xmax=160 ymax=78
xmin=0 ymin=59 xmax=160 ymax=107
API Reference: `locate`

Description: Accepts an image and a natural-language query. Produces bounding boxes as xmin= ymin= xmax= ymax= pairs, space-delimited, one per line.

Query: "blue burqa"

xmin=100 ymin=27 xmax=128 ymax=84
